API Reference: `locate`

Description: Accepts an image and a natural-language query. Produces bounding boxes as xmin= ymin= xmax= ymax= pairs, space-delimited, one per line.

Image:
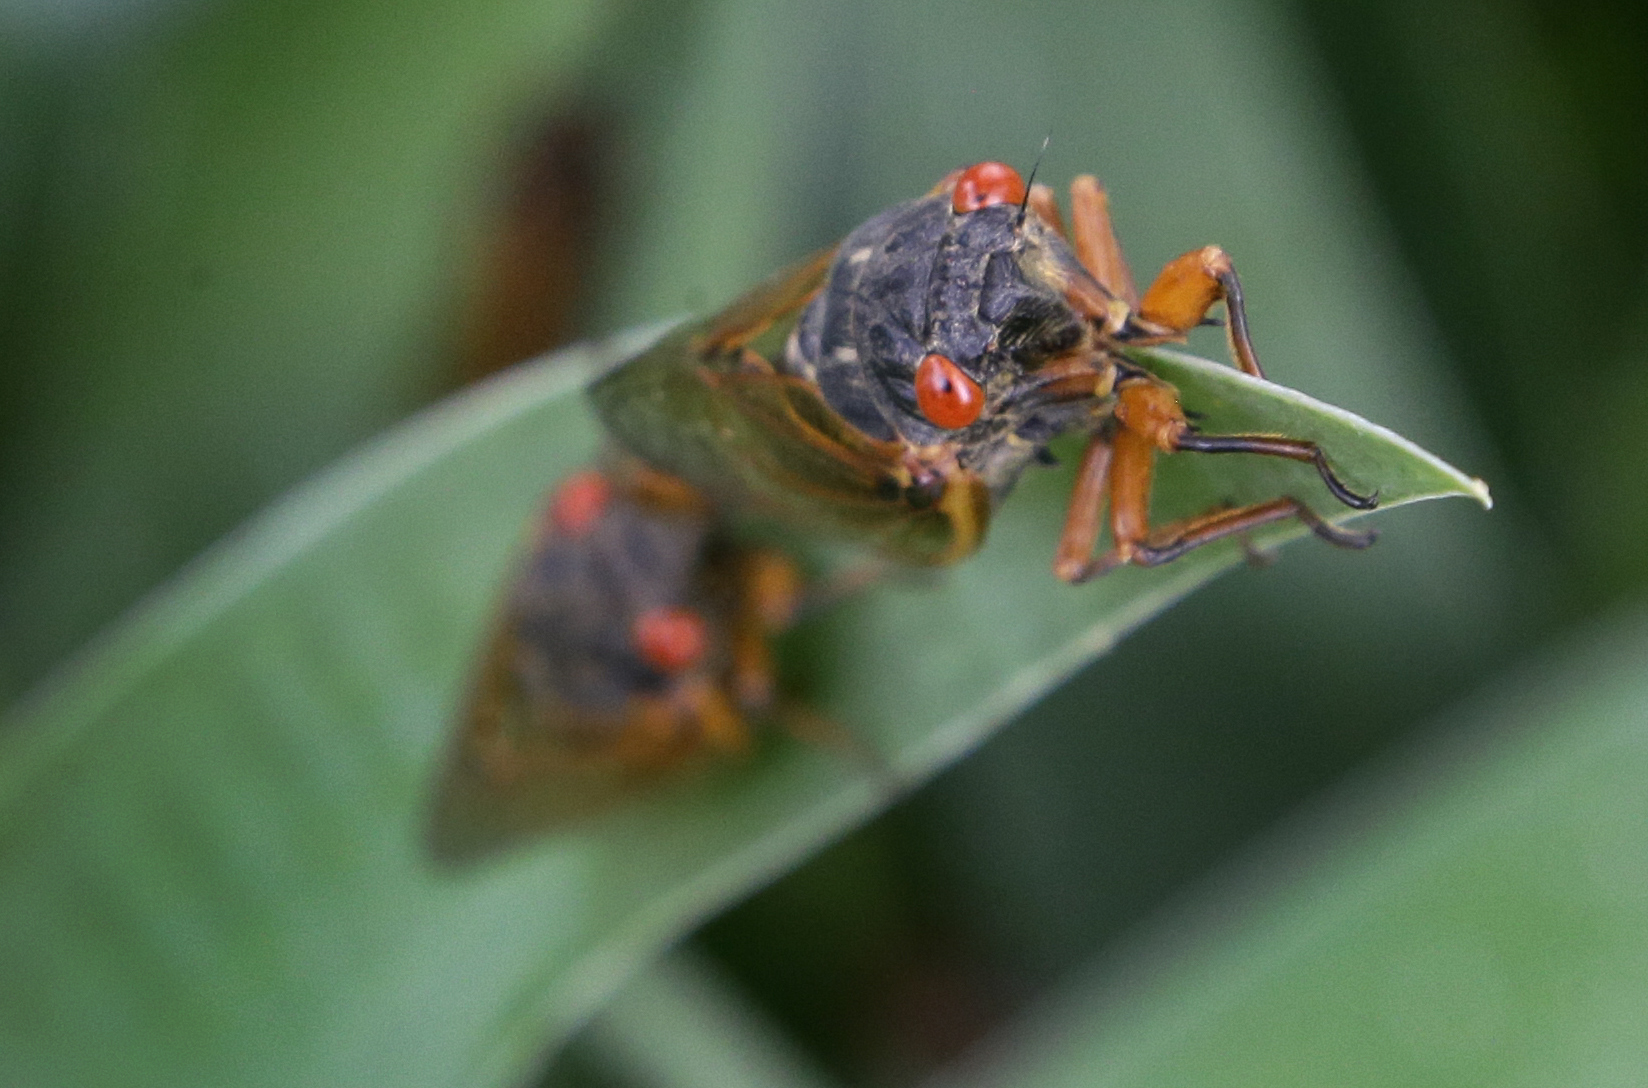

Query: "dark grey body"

xmin=783 ymin=192 xmax=1108 ymax=499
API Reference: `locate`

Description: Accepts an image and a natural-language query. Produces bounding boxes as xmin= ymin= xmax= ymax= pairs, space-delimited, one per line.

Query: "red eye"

xmin=549 ymin=470 xmax=611 ymax=537
xmin=632 ymin=607 xmax=709 ymax=674
xmin=914 ymin=353 xmax=984 ymax=429
xmin=951 ymin=161 xmax=1028 ymax=214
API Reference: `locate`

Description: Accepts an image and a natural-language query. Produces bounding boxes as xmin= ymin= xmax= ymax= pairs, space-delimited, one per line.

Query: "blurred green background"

xmin=2 ymin=0 xmax=1645 ymax=1085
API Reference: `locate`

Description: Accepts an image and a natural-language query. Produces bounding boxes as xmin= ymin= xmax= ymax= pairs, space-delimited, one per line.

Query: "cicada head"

xmin=783 ymin=162 xmax=1121 ymax=501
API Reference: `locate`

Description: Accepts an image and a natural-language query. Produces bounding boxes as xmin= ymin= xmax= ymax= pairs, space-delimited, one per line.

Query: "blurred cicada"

xmin=591 ymin=161 xmax=1374 ymax=579
xmin=433 ymin=461 xmax=803 ymax=850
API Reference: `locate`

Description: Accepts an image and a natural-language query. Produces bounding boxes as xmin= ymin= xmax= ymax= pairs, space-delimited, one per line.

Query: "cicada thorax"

xmin=784 ymin=176 xmax=1109 ymax=492
xmin=589 ymin=165 xmax=1118 ymax=567
xmin=433 ymin=463 xmax=802 ymax=854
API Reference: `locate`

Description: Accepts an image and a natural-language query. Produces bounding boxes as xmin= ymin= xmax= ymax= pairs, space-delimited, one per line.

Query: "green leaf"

xmin=0 ymin=328 xmax=1485 ymax=1088
xmin=942 ymin=607 xmax=1648 ymax=1088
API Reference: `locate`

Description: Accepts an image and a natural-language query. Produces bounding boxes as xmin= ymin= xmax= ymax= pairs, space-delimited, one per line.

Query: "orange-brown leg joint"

xmin=1051 ymin=379 xmax=1375 ymax=579
xmin=609 ymin=696 xmax=695 ymax=767
xmin=1053 ymin=380 xmax=1188 ymax=582
xmin=1107 ymin=423 xmax=1159 ymax=563
xmin=1050 ymin=419 xmax=1162 ymax=582
xmin=1136 ymin=245 xmax=1264 ymax=378
xmin=744 ymin=549 xmax=803 ymax=632
xmin=1113 ymin=378 xmax=1189 ymax=452
xmin=727 ymin=627 xmax=776 ymax=713
xmin=1107 ymin=377 xmax=1186 ymax=560
xmin=608 ymin=684 xmax=749 ymax=765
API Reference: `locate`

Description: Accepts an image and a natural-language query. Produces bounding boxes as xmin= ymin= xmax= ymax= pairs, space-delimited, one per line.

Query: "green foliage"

xmin=947 ymin=610 xmax=1648 ymax=1088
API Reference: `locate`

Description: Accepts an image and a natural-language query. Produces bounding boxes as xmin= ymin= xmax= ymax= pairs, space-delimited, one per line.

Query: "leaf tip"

xmin=1467 ymin=476 xmax=1493 ymax=510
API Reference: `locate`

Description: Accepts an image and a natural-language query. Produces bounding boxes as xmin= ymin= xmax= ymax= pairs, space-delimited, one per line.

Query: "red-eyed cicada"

xmin=590 ymin=161 xmax=1375 ymax=578
xmin=432 ymin=462 xmax=804 ymax=849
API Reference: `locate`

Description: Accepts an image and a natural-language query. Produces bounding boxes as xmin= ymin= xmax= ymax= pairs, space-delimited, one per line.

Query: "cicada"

xmin=432 ymin=461 xmax=803 ymax=852
xmin=589 ymin=161 xmax=1375 ymax=578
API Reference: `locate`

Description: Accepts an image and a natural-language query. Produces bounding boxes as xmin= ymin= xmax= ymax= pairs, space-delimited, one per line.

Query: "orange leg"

xmin=772 ymin=700 xmax=891 ymax=781
xmin=595 ymin=685 xmax=749 ymax=765
xmin=1053 ymin=434 xmax=1114 ymax=583
xmin=1135 ymin=245 xmax=1264 ymax=379
xmin=727 ymin=548 xmax=802 ymax=712
xmin=1068 ymin=175 xmax=1140 ymax=309
xmin=1030 ymin=179 xmax=1131 ymax=335
xmin=724 ymin=548 xmax=889 ymax=779
xmin=1052 ymin=378 xmax=1181 ymax=581
xmin=1103 ymin=400 xmax=1170 ymax=568
xmin=1052 ymin=378 xmax=1376 ymax=582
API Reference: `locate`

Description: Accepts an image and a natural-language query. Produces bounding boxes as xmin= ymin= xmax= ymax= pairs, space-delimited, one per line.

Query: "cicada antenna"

xmin=1017 ymin=133 xmax=1053 ymax=226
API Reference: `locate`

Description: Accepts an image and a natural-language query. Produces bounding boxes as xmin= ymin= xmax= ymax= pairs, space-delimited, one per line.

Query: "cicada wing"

xmin=701 ymin=363 xmax=991 ymax=562
xmin=588 ymin=245 xmax=853 ymax=515
xmin=595 ymin=333 xmax=989 ymax=565
xmin=429 ymin=629 xmax=630 ymax=862
xmin=692 ymin=245 xmax=836 ymax=355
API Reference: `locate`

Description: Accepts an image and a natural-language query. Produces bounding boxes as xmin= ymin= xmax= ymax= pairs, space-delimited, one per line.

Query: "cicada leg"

xmin=1068 ymin=174 xmax=1140 ymax=310
xmin=1131 ymin=245 xmax=1265 ymax=379
xmin=1030 ymin=176 xmax=1135 ymax=336
xmin=1114 ymin=496 xmax=1373 ymax=571
xmin=770 ymin=699 xmax=894 ymax=788
xmin=1049 ymin=174 xmax=1260 ymax=377
xmin=725 ymin=547 xmax=802 ymax=712
xmin=605 ymin=682 xmax=750 ymax=765
xmin=1053 ymin=377 xmax=1376 ymax=583
xmin=1053 ymin=433 xmax=1114 ymax=583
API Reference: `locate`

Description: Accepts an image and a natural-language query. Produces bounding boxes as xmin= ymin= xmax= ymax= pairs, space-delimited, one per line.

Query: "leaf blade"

xmin=938 ymin=609 xmax=1648 ymax=1088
